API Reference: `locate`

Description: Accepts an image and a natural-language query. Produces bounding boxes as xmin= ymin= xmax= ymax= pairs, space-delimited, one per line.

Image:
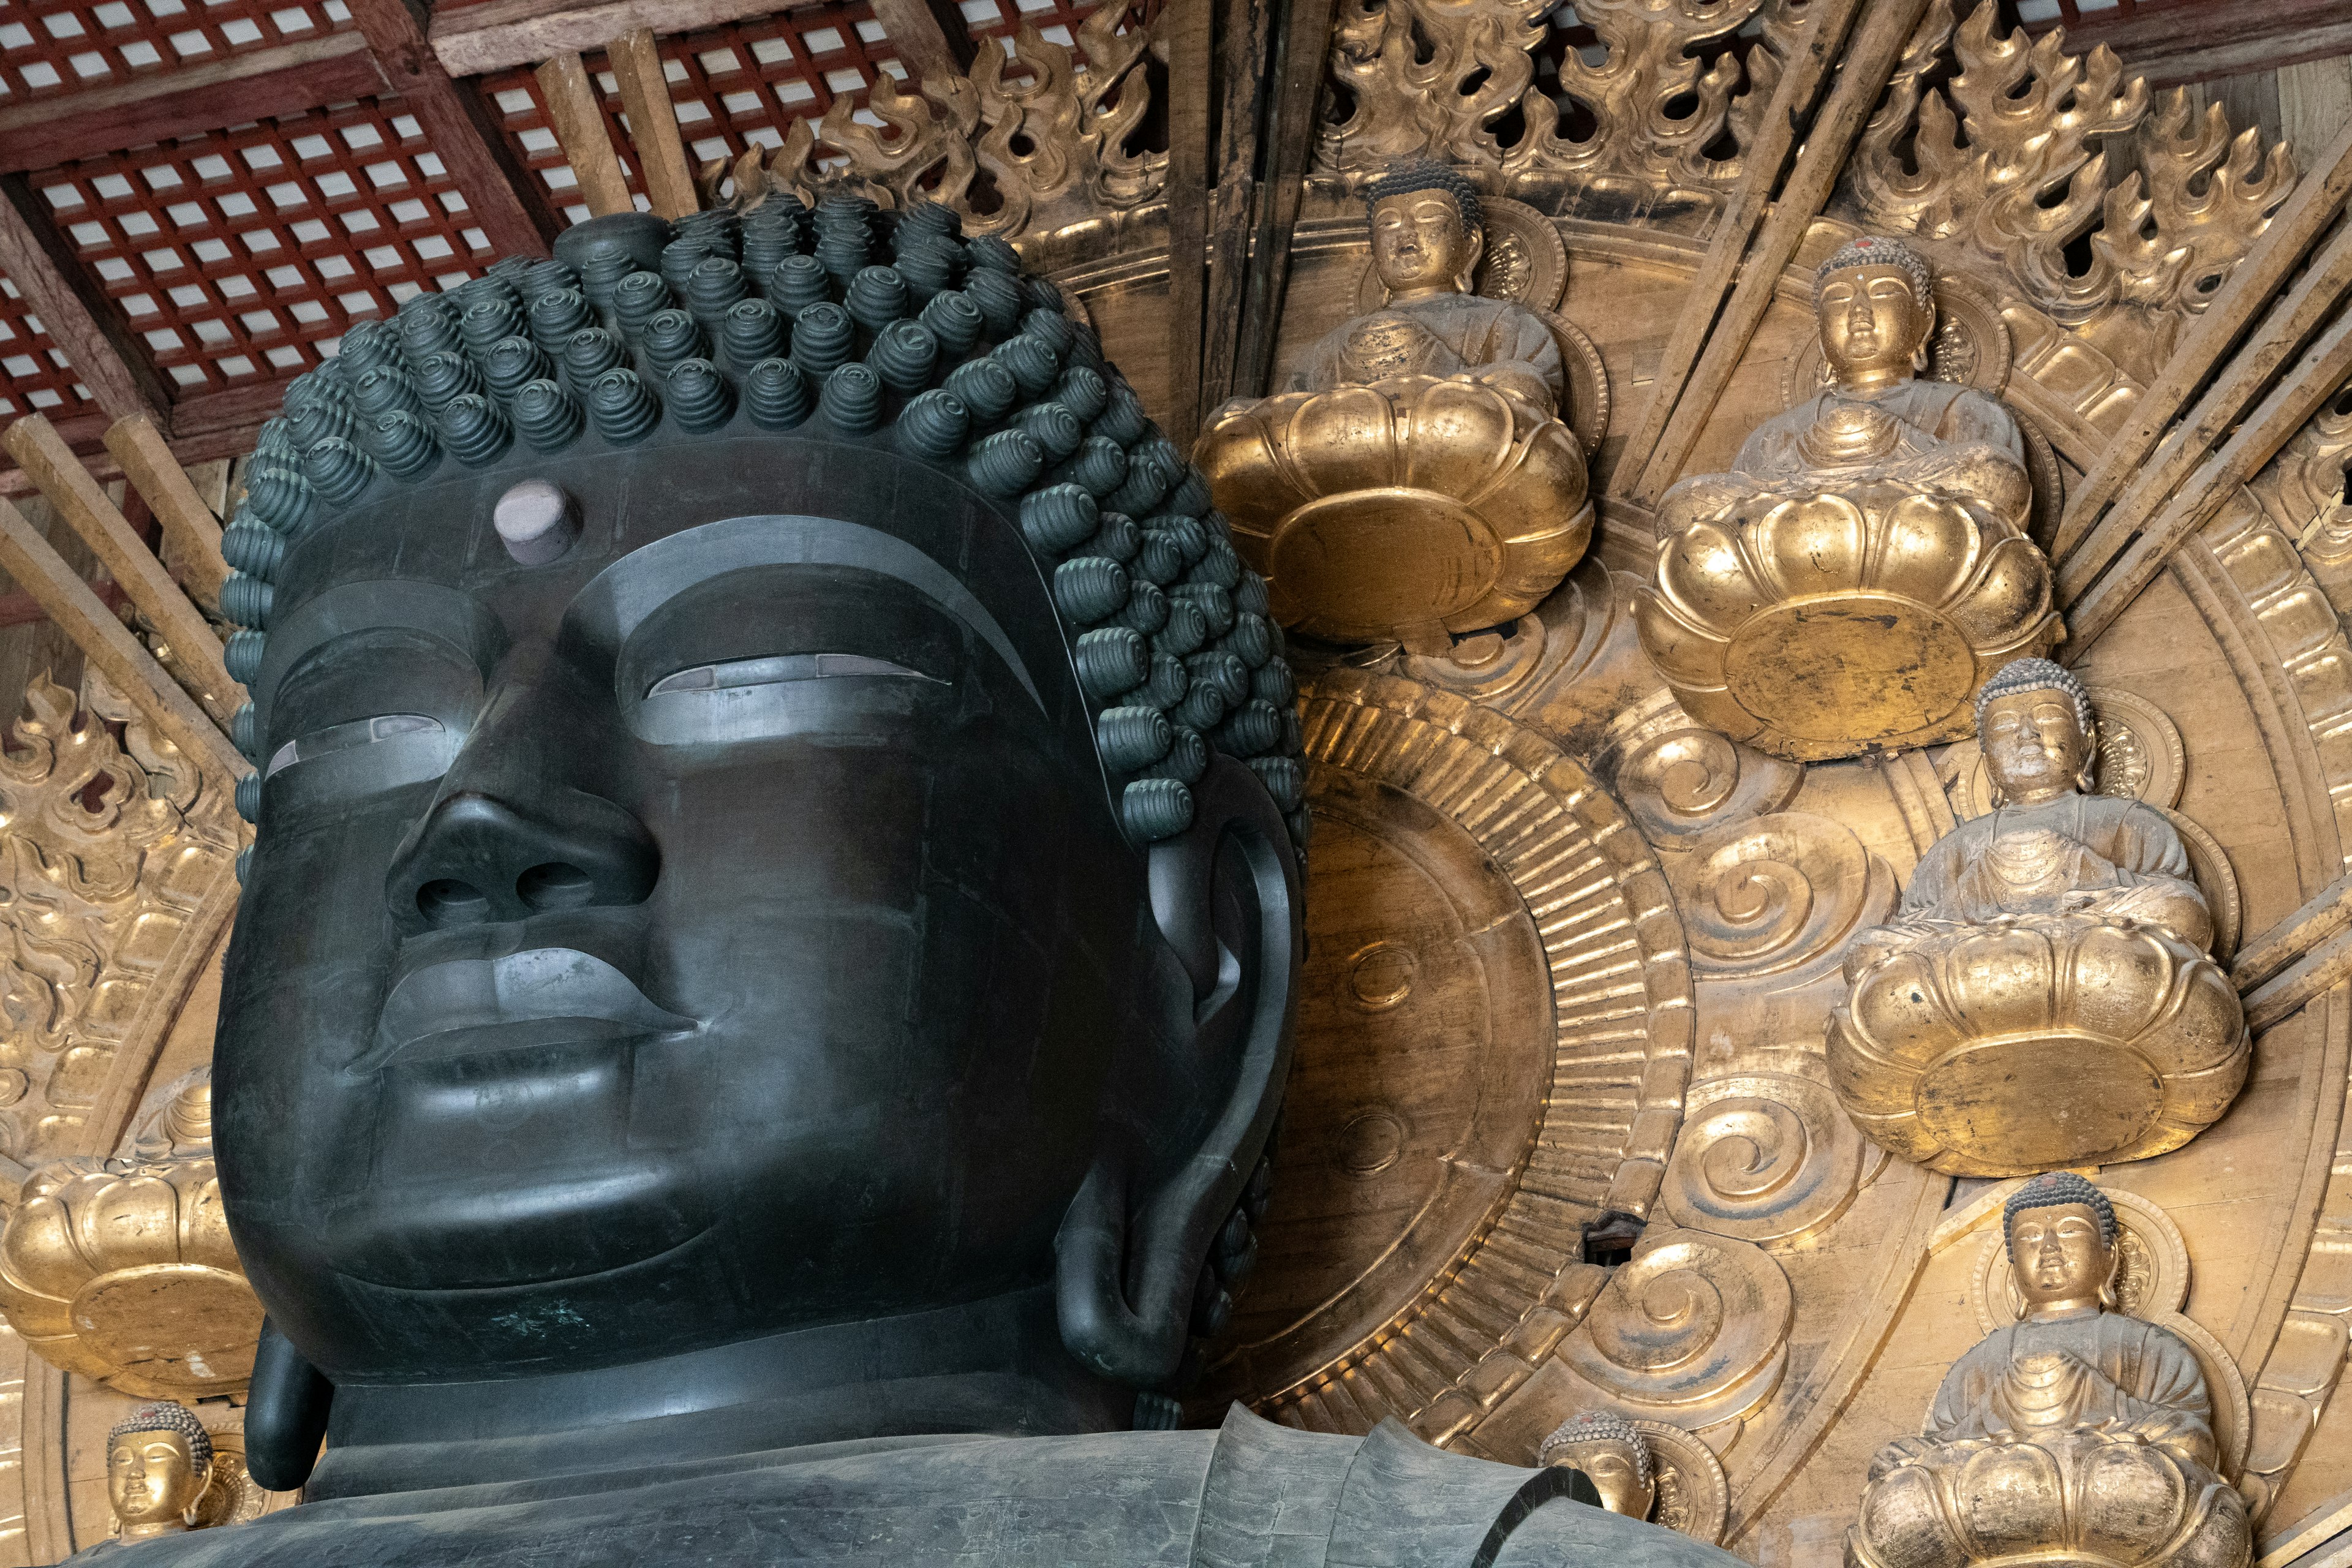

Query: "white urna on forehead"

xmin=1815 ymin=236 xmax=1935 ymax=314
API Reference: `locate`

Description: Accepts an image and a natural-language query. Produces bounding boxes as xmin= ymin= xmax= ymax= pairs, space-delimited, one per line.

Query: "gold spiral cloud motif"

xmin=1673 ymin=812 xmax=1896 ymax=980
xmin=1557 ymin=1229 xmax=1793 ymax=1428
xmin=1664 ymin=1074 xmax=1866 ymax=1245
xmin=1616 ymin=723 xmax=1806 ymax=843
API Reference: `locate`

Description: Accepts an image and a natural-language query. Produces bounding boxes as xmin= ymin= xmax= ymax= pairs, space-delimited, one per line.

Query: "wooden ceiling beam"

xmin=104 ymin=417 xmax=230 ymax=614
xmin=1608 ymin=0 xmax=1869 ymax=497
xmin=0 ymin=33 xmax=385 ymax=176
xmin=1625 ymin=0 xmax=1929 ymax=507
xmin=0 ymin=496 xmax=243 ymax=788
xmin=429 ymin=0 xmax=809 ymax=78
xmin=0 ymin=175 xmax=170 ymax=427
xmin=2027 ymin=0 xmax=2352 ymax=89
xmin=869 ymin=0 xmax=977 ymax=85
xmin=1161 ymin=0 xmax=1215 ymax=451
xmin=350 ymin=0 xmax=564 ymax=257
xmin=4 ymin=415 xmax=243 ymax=725
xmin=608 ymin=27 xmax=699 ymax=221
xmin=1231 ymin=0 xmax=1341 ymax=403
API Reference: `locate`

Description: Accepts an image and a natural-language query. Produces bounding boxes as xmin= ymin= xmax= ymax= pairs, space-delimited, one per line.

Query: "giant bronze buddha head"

xmin=211 ymin=201 xmax=1305 ymax=1452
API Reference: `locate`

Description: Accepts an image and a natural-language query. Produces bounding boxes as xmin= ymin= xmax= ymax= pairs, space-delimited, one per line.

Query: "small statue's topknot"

xmin=1536 ymin=1411 xmax=1653 ymax=1483
xmin=2002 ymin=1171 xmax=2118 ymax=1260
xmin=108 ymin=1401 xmax=213 ymax=1474
xmin=1817 ymin=235 xmax=1936 ymax=314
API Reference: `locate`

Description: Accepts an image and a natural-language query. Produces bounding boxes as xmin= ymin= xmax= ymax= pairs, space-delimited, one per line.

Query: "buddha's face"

xmin=2008 ymin=1201 xmax=2113 ymax=1314
xmin=108 ymin=1430 xmax=198 ymax=1536
xmin=1370 ymin=190 xmax=1480 ymax=297
xmin=1980 ymin=689 xmax=2090 ymax=805
xmin=216 ymin=438 xmax=1224 ymax=1382
xmin=1555 ymin=1439 xmax=1655 ymax=1518
xmin=1817 ymin=263 xmax=1929 ymax=386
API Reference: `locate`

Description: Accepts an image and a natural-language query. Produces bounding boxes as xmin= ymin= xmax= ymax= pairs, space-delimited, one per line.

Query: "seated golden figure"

xmin=1195 ymin=161 xmax=1591 ymax=653
xmin=1827 ymin=662 xmax=2248 ymax=1177
xmin=1849 ymin=1174 xmax=2250 ymax=1568
xmin=1635 ymin=236 xmax=2062 ymax=760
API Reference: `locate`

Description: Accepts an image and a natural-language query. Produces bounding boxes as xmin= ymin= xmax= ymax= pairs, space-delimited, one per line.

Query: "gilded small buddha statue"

xmin=1828 ymin=660 xmax=2248 ymax=1175
xmin=105 ymin=1404 xmax=212 ymax=1544
xmin=1197 ymin=161 xmax=1591 ymax=653
xmin=1287 ymin=162 xmax=1565 ymax=415
xmin=1635 ymin=236 xmax=2062 ymax=760
xmin=1540 ymin=1412 xmax=1656 ymax=1521
xmin=1849 ymin=1174 xmax=2250 ymax=1568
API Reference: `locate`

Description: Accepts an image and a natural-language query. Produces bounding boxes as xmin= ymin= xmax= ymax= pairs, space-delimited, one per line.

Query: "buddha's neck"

xmin=306 ymin=1286 xmax=1128 ymax=1502
xmin=2024 ymin=1300 xmax=2103 ymax=1324
xmin=1830 ymin=370 xmax=1913 ymax=397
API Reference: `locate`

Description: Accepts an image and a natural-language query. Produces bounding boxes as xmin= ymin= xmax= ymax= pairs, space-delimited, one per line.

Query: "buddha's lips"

xmin=366 ymin=948 xmax=694 ymax=1066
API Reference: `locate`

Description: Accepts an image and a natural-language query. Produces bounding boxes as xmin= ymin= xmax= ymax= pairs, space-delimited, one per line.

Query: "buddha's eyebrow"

xmin=567 ymin=513 xmax=1042 ymax=712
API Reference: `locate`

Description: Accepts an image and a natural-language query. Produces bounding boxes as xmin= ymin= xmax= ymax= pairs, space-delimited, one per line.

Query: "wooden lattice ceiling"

xmin=0 ymin=0 xmax=1142 ymax=489
xmin=0 ymin=0 xmax=2343 ymax=493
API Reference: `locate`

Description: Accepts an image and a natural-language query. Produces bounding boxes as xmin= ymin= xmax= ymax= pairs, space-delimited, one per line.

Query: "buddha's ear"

xmin=1055 ymin=756 xmax=1302 ymax=1389
xmin=1458 ymin=222 xmax=1486 ymax=290
xmin=1910 ymin=300 xmax=1937 ymax=371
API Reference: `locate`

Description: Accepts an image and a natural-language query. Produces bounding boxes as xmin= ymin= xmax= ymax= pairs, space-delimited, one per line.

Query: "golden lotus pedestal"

xmin=1637 ymin=477 xmax=2061 ymax=761
xmin=0 ymin=1155 xmax=262 ymax=1398
xmin=1849 ymin=1431 xmax=2251 ymax=1568
xmin=1196 ymin=375 xmax=1593 ymax=651
xmin=1826 ymin=914 xmax=2250 ymax=1178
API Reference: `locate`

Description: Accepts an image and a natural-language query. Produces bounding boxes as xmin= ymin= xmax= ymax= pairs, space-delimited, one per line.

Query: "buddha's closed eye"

xmin=265 ymin=714 xmax=447 ymax=780
xmin=646 ymin=654 xmax=944 ymax=697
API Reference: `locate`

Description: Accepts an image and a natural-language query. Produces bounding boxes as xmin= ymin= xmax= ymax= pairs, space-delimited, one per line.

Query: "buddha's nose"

xmin=383 ymin=648 xmax=657 ymax=933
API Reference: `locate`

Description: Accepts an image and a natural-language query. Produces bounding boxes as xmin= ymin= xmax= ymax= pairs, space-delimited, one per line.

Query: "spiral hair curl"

xmin=2002 ymin=1171 xmax=2118 ymax=1261
xmin=219 ymin=197 xmax=1309 ymax=872
xmin=1537 ymin=1411 xmax=1653 ymax=1483
xmin=108 ymin=1402 xmax=213 ymax=1475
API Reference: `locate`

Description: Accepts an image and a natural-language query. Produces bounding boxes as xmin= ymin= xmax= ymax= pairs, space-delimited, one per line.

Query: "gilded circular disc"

xmin=1634 ymin=1419 xmax=1732 ymax=1545
xmin=2162 ymin=806 xmax=2243 ymax=958
xmin=1268 ymin=491 xmax=1504 ymax=640
xmin=1212 ymin=671 xmax=1695 ymax=1436
xmin=1914 ymin=1039 xmax=2166 ymax=1170
xmin=1723 ymin=598 xmax=1978 ymax=746
xmin=1216 ymin=758 xmax=1553 ymax=1392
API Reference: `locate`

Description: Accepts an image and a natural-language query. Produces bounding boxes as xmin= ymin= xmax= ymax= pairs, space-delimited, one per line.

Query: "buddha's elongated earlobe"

xmin=1455 ymin=223 xmax=1485 ymax=293
xmin=1055 ymin=757 xmax=1300 ymax=1390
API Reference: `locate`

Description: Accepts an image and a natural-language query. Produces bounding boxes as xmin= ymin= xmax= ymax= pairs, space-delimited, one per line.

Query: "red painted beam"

xmin=0 ymin=34 xmax=388 ymax=176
